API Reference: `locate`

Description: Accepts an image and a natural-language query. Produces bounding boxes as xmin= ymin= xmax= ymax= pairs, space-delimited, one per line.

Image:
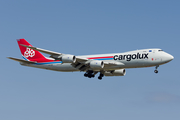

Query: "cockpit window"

xmin=158 ymin=49 xmax=163 ymax=51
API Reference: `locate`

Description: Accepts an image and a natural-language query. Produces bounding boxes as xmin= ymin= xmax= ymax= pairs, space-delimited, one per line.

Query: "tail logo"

xmin=24 ymin=48 xmax=35 ymax=58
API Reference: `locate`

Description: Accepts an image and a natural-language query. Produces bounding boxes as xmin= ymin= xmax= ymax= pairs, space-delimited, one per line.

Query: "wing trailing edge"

xmin=20 ymin=44 xmax=62 ymax=55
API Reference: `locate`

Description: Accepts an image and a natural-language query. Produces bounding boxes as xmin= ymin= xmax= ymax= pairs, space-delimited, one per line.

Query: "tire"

xmin=154 ymin=70 xmax=158 ymax=73
xmin=98 ymin=77 xmax=102 ymax=80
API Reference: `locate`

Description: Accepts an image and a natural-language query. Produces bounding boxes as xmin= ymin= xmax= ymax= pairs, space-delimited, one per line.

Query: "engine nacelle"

xmin=89 ymin=60 xmax=104 ymax=70
xmin=104 ymin=69 xmax=126 ymax=76
xmin=61 ymin=55 xmax=76 ymax=63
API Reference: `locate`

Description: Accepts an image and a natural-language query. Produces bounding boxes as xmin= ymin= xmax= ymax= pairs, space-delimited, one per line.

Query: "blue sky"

xmin=1 ymin=0 xmax=180 ymax=120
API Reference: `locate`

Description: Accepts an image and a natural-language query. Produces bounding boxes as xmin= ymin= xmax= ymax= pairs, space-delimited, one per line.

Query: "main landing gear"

xmin=154 ymin=65 xmax=159 ymax=73
xmin=98 ymin=73 xmax=104 ymax=80
xmin=84 ymin=71 xmax=104 ymax=80
xmin=84 ymin=70 xmax=94 ymax=78
xmin=84 ymin=70 xmax=98 ymax=78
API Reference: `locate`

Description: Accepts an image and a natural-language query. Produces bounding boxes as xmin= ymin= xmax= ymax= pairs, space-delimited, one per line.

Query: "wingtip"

xmin=7 ymin=57 xmax=15 ymax=61
xmin=7 ymin=57 xmax=16 ymax=60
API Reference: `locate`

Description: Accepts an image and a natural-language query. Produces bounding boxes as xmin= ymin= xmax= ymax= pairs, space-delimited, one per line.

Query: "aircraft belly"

xmin=119 ymin=59 xmax=158 ymax=68
xmin=103 ymin=65 xmax=124 ymax=70
xmin=53 ymin=63 xmax=79 ymax=72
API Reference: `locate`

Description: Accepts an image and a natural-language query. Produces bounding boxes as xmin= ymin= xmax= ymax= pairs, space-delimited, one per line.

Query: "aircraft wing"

xmin=20 ymin=44 xmax=89 ymax=62
xmin=20 ymin=44 xmax=61 ymax=55
xmin=7 ymin=57 xmax=36 ymax=64
xmin=20 ymin=44 xmax=124 ymax=71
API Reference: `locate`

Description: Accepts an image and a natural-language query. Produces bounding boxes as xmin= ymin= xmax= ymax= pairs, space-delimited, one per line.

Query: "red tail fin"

xmin=17 ymin=39 xmax=48 ymax=62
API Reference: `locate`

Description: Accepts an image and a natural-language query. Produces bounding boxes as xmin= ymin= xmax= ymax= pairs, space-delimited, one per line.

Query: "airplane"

xmin=8 ymin=39 xmax=174 ymax=80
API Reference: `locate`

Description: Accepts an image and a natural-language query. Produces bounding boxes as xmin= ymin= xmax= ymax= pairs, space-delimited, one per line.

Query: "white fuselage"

xmin=21 ymin=49 xmax=174 ymax=72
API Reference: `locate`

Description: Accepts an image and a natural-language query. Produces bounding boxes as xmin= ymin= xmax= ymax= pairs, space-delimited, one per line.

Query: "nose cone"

xmin=169 ymin=54 xmax=174 ymax=61
xmin=164 ymin=53 xmax=174 ymax=62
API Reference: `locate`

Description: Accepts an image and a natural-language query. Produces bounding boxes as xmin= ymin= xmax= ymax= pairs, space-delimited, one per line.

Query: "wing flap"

xmin=76 ymin=57 xmax=89 ymax=63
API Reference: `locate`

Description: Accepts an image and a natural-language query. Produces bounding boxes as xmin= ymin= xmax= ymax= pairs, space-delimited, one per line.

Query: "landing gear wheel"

xmin=154 ymin=70 xmax=158 ymax=73
xmin=87 ymin=74 xmax=95 ymax=78
xmin=91 ymin=75 xmax=95 ymax=78
xmin=84 ymin=70 xmax=95 ymax=78
xmin=84 ymin=73 xmax=88 ymax=77
xmin=98 ymin=76 xmax=102 ymax=80
xmin=98 ymin=73 xmax=104 ymax=80
xmin=154 ymin=65 xmax=159 ymax=74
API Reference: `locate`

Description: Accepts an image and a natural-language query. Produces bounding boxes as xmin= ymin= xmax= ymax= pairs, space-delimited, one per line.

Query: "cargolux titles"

xmin=114 ymin=53 xmax=149 ymax=61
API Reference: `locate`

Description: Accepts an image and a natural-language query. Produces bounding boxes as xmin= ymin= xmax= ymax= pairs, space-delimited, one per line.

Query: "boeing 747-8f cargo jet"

xmin=8 ymin=39 xmax=174 ymax=80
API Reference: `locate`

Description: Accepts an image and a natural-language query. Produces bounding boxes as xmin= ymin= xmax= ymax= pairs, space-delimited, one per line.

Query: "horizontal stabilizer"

xmin=7 ymin=57 xmax=36 ymax=64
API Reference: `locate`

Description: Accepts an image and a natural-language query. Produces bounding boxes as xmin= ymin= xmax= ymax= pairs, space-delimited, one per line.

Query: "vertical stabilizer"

xmin=17 ymin=39 xmax=48 ymax=62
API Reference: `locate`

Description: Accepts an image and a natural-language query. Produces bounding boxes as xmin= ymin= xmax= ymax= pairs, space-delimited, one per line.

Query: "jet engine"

xmin=61 ymin=55 xmax=76 ymax=63
xmin=104 ymin=69 xmax=126 ymax=76
xmin=89 ymin=60 xmax=104 ymax=70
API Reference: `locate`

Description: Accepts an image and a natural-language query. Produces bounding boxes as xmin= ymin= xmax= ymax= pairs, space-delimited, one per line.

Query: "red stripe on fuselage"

xmin=87 ymin=56 xmax=114 ymax=59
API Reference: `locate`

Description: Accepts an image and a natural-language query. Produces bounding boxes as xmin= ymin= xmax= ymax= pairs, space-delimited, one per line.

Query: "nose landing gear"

xmin=154 ymin=70 xmax=158 ymax=73
xmin=154 ymin=65 xmax=159 ymax=73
